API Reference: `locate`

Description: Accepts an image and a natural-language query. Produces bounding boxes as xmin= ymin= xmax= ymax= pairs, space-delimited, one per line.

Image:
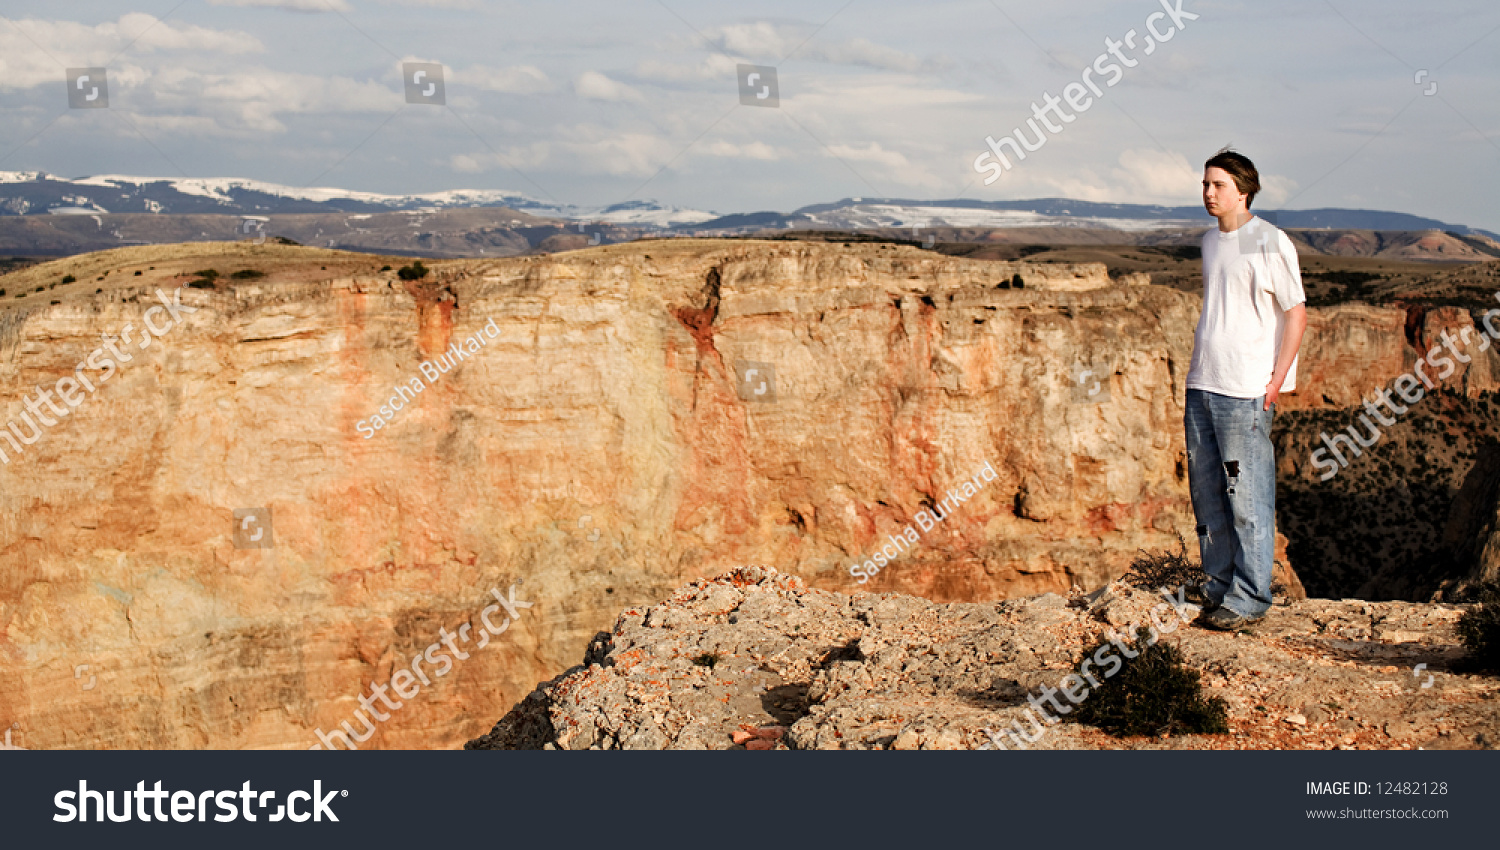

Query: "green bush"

xmin=1070 ymin=627 xmax=1229 ymax=737
xmin=61 ymin=274 xmax=76 ymax=284
xmin=1457 ymin=582 xmax=1500 ymax=672
xmin=229 ymin=269 xmax=265 ymax=280
xmin=397 ymin=261 xmax=429 ymax=281
xmin=186 ymin=268 xmax=218 ymax=289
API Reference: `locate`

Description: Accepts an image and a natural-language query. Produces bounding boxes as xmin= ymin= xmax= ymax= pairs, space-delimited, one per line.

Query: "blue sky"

xmin=1 ymin=0 xmax=1497 ymax=229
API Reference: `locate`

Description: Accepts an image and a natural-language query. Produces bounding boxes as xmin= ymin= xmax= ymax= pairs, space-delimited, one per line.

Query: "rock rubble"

xmin=467 ymin=566 xmax=1499 ymax=750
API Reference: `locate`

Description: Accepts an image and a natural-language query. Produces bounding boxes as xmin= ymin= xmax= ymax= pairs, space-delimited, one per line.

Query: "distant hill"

xmin=0 ymin=172 xmax=715 ymax=229
xmin=693 ymin=197 xmax=1500 ymax=241
xmin=1 ymin=172 xmax=1497 ymax=260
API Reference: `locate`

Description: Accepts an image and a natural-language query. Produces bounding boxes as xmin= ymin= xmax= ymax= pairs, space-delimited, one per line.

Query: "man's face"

xmin=1202 ymin=167 xmax=1248 ymax=218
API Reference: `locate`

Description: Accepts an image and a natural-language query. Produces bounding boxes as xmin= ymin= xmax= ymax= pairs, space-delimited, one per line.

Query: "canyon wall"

xmin=0 ymin=239 xmax=1488 ymax=750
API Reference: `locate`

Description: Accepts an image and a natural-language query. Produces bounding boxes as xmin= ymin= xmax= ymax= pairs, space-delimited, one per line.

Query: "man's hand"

xmin=1265 ymin=304 xmax=1308 ymax=410
xmin=1263 ymin=381 xmax=1280 ymax=410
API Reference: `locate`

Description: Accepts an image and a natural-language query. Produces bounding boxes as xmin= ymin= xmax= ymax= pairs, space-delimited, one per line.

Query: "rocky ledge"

xmin=466 ymin=566 xmax=1498 ymax=750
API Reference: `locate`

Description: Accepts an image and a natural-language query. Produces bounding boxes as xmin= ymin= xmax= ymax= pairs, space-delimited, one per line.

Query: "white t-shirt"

xmin=1186 ymin=216 xmax=1306 ymax=399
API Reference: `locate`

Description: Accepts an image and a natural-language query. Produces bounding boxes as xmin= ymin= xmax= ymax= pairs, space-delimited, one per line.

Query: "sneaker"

xmin=1199 ymin=606 xmax=1264 ymax=631
xmin=1183 ymin=583 xmax=1220 ymax=613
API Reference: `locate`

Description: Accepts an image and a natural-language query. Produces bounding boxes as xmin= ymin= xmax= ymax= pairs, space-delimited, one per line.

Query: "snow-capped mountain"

xmin=690 ymin=197 xmax=1500 ymax=240
xmin=0 ymin=172 xmax=717 ymax=229
xmin=1 ymin=173 xmax=1495 ymax=242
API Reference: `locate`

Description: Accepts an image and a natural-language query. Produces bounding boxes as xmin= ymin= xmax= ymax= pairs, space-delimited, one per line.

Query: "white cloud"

xmin=1033 ymin=174 xmax=1115 ymax=203
xmin=378 ymin=0 xmax=482 ymax=8
xmin=0 ymin=14 xmax=262 ymax=93
xmin=633 ymin=54 xmax=740 ymax=84
xmin=554 ymin=127 xmax=669 ymax=176
xmin=449 ymin=143 xmax=551 ymax=173
xmin=205 ymin=0 xmax=353 ymax=11
xmin=574 ymin=71 xmax=643 ymax=103
xmin=826 ymin=142 xmax=911 ymax=170
xmin=1111 ymin=149 xmax=1200 ymax=202
xmin=458 ymin=64 xmax=552 ymax=95
xmin=119 ymin=113 xmax=246 ymax=139
xmin=1014 ymin=149 xmax=1218 ymax=206
xmin=1256 ymin=174 xmax=1298 ymax=208
xmin=792 ymin=77 xmax=985 ymax=110
xmin=704 ymin=23 xmax=931 ymax=72
xmin=146 ymin=66 xmax=396 ymax=133
xmin=823 ymin=141 xmax=945 ymax=190
xmin=812 ymin=37 xmax=928 ymax=73
xmin=698 ymin=140 xmax=780 ymax=160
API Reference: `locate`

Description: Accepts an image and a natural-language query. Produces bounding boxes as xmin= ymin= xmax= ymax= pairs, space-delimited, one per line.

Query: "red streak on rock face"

xmin=1086 ymin=503 xmax=1124 ymax=535
xmin=335 ymin=287 xmax=372 ymax=442
xmin=672 ymin=304 xmax=723 ymax=363
xmin=405 ymin=279 xmax=455 ymax=360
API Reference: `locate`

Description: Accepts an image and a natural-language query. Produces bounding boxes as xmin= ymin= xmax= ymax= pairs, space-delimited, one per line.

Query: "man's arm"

xmin=1265 ymin=304 xmax=1307 ymax=409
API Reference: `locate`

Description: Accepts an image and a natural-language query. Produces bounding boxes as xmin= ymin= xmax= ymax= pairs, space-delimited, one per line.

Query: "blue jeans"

xmin=1184 ymin=389 xmax=1277 ymax=618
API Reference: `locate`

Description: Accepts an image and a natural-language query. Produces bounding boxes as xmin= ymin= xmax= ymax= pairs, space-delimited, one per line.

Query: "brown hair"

xmin=1204 ymin=146 xmax=1260 ymax=209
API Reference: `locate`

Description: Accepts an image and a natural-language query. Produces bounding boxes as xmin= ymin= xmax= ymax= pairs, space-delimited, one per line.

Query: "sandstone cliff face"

xmin=1280 ymin=305 xmax=1410 ymax=411
xmin=0 ymin=238 xmax=1467 ymax=750
xmin=1278 ymin=303 xmax=1500 ymax=412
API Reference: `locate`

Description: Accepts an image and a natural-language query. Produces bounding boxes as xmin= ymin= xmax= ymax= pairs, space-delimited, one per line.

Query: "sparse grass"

xmin=1306 ymin=270 xmax=1382 ymax=286
xmin=1070 ymin=627 xmax=1230 ymax=737
xmin=1123 ymin=534 xmax=1201 ymax=591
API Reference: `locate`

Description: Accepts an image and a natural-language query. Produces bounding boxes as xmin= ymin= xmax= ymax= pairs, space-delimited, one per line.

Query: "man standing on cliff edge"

xmin=1186 ymin=148 xmax=1307 ymax=630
